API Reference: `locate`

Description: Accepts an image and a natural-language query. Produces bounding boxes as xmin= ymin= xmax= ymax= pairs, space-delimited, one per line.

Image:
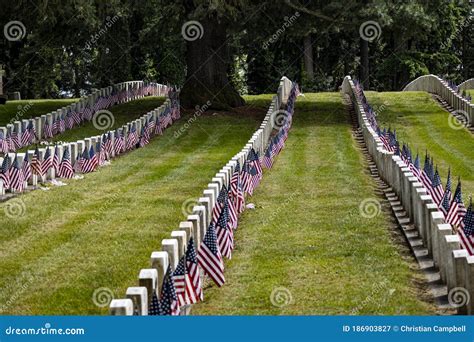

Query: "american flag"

xmin=22 ymin=153 xmax=32 ymax=183
xmin=42 ymin=147 xmax=53 ymax=176
xmin=157 ymin=266 xmax=180 ymax=316
xmin=9 ymin=155 xmax=25 ymax=192
xmin=59 ymin=115 xmax=66 ymax=133
xmin=114 ymin=129 xmax=125 ymax=155
xmin=216 ymin=200 xmax=233 ymax=259
xmin=0 ymin=131 xmax=9 ymax=154
xmin=126 ymin=124 xmax=139 ymax=150
xmin=52 ymin=116 xmax=59 ymax=135
xmin=198 ymin=222 xmax=225 ymax=287
xmin=0 ymin=156 xmax=11 ymax=189
xmin=43 ymin=120 xmax=53 ymax=139
xmin=440 ymin=169 xmax=452 ymax=216
xmin=81 ymin=146 xmax=98 ymax=173
xmin=212 ymin=186 xmax=228 ymax=223
xmin=230 ymin=161 xmax=245 ymax=214
xmin=52 ymin=145 xmax=60 ymax=175
xmin=59 ymin=146 xmax=74 ymax=179
xmin=148 ymin=291 xmax=160 ymax=315
xmin=446 ymin=179 xmax=466 ymax=228
xmin=458 ymin=198 xmax=474 ymax=255
xmin=12 ymin=127 xmax=21 ymax=149
xmin=420 ymin=153 xmax=433 ymax=195
xmin=262 ymin=143 xmax=274 ymax=169
xmin=72 ymin=110 xmax=81 ymax=126
xmin=248 ymin=148 xmax=262 ymax=179
xmin=409 ymin=153 xmax=421 ymax=181
xmin=66 ymin=111 xmax=74 ymax=130
xmin=20 ymin=122 xmax=31 ymax=147
xmin=96 ymin=141 xmax=105 ymax=166
xmin=241 ymin=161 xmax=251 ymax=195
xmin=227 ymin=188 xmax=238 ymax=229
xmin=31 ymin=147 xmax=43 ymax=176
xmin=105 ymin=132 xmax=113 ymax=158
xmin=172 ymin=255 xmax=188 ymax=307
xmin=6 ymin=131 xmax=15 ymax=152
xmin=185 ymin=237 xmax=203 ymax=303
xmin=431 ymin=168 xmax=444 ymax=205
xmin=148 ymin=116 xmax=155 ymax=135
xmin=244 ymin=163 xmax=259 ymax=196
xmin=154 ymin=115 xmax=163 ymax=135
xmin=139 ymin=125 xmax=150 ymax=147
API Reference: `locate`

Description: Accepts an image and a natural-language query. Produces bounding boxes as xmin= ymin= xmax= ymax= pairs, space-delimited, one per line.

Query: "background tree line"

xmin=0 ymin=0 xmax=472 ymax=108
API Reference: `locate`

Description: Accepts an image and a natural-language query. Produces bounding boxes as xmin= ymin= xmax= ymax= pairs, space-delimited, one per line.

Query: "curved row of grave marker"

xmin=343 ymin=76 xmax=474 ymax=315
xmin=108 ymin=77 xmax=298 ymax=316
xmin=403 ymin=74 xmax=473 ymax=128
xmin=0 ymin=81 xmax=170 ymax=155
xmin=0 ymin=87 xmax=180 ymax=197
xmin=458 ymin=78 xmax=474 ymax=93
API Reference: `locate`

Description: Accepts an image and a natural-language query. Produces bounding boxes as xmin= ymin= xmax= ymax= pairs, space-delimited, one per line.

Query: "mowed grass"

xmin=192 ymin=93 xmax=436 ymax=315
xmin=0 ymin=102 xmax=265 ymax=315
xmin=365 ymin=91 xmax=473 ymax=198
xmin=0 ymin=99 xmax=78 ymax=126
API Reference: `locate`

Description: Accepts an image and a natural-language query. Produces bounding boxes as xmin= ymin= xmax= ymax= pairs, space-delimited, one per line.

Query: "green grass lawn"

xmin=467 ymin=89 xmax=474 ymax=101
xmin=365 ymin=91 xmax=473 ymax=199
xmin=192 ymin=93 xmax=436 ymax=315
xmin=0 ymin=101 xmax=265 ymax=315
xmin=0 ymin=99 xmax=78 ymax=126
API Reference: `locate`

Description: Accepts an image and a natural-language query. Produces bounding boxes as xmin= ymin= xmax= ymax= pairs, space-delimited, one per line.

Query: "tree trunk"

xmin=303 ymin=35 xmax=314 ymax=81
xmin=180 ymin=14 xmax=245 ymax=110
xmin=360 ymin=38 xmax=369 ymax=89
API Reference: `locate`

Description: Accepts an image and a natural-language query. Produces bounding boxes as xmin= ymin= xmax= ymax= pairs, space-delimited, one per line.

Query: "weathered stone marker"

xmin=109 ymin=299 xmax=134 ymax=316
xmin=126 ymin=286 xmax=148 ymax=315
xmin=150 ymin=251 xmax=168 ymax=295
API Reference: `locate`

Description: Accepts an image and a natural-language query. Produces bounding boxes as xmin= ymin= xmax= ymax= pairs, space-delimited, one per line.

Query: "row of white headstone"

xmin=0 ymin=93 xmax=176 ymax=196
xmin=109 ymin=76 xmax=295 ymax=315
xmin=343 ymin=75 xmax=474 ymax=315
xmin=402 ymin=74 xmax=473 ymax=127
xmin=458 ymin=78 xmax=474 ymax=92
xmin=0 ymin=81 xmax=169 ymax=150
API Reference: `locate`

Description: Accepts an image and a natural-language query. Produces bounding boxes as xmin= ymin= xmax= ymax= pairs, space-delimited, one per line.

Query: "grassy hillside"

xmin=366 ymin=91 xmax=473 ymax=198
xmin=192 ymin=93 xmax=436 ymax=315
xmin=0 ymin=100 xmax=265 ymax=315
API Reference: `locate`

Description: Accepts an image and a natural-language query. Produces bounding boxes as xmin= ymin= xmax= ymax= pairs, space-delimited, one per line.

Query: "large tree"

xmin=179 ymin=0 xmax=246 ymax=109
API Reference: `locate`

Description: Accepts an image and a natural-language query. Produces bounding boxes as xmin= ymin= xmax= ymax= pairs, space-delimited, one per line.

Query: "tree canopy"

xmin=0 ymin=0 xmax=472 ymax=106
